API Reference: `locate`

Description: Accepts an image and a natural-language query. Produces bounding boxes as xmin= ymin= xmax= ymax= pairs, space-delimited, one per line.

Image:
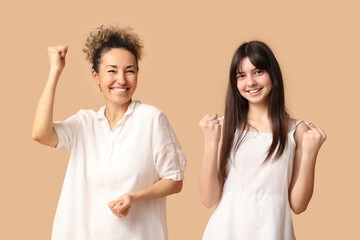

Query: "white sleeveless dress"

xmin=203 ymin=120 xmax=302 ymax=240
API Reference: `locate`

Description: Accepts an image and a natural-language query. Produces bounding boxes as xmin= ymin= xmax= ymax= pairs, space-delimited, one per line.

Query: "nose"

xmin=115 ymin=72 xmax=126 ymax=85
xmin=246 ymin=75 xmax=257 ymax=87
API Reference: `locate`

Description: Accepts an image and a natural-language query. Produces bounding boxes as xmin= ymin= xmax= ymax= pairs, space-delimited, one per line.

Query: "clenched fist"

xmin=47 ymin=45 xmax=68 ymax=72
xmin=108 ymin=193 xmax=134 ymax=218
xmin=302 ymin=123 xmax=326 ymax=160
xmin=199 ymin=114 xmax=222 ymax=144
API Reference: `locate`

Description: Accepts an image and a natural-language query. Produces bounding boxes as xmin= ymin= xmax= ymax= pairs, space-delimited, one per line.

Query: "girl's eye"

xmin=237 ymin=74 xmax=245 ymax=80
xmin=255 ymin=70 xmax=264 ymax=75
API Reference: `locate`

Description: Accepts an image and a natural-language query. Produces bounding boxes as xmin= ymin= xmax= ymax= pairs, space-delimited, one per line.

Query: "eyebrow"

xmin=126 ymin=65 xmax=136 ymax=69
xmin=237 ymin=67 xmax=258 ymax=74
xmin=105 ymin=65 xmax=118 ymax=68
xmin=105 ymin=65 xmax=136 ymax=69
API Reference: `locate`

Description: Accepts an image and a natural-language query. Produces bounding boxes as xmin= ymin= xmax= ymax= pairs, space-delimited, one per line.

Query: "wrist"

xmin=128 ymin=192 xmax=137 ymax=202
xmin=48 ymin=68 xmax=63 ymax=83
xmin=49 ymin=66 xmax=64 ymax=75
xmin=204 ymin=139 xmax=220 ymax=146
xmin=301 ymin=152 xmax=318 ymax=163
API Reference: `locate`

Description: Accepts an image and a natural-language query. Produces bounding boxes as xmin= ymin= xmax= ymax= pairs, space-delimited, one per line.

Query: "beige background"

xmin=1 ymin=0 xmax=359 ymax=239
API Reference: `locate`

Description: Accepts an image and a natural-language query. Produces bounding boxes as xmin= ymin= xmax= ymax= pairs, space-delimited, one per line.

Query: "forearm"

xmin=32 ymin=69 xmax=61 ymax=145
xmin=289 ymin=154 xmax=317 ymax=214
xmin=130 ymin=178 xmax=183 ymax=203
xmin=199 ymin=141 xmax=222 ymax=208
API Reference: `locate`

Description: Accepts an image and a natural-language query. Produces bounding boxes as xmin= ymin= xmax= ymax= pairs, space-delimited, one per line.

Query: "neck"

xmin=247 ymin=101 xmax=268 ymax=119
xmin=246 ymin=102 xmax=270 ymax=132
xmin=104 ymin=99 xmax=132 ymax=130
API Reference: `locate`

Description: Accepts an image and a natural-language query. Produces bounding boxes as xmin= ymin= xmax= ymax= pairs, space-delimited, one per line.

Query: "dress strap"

xmin=290 ymin=119 xmax=309 ymax=133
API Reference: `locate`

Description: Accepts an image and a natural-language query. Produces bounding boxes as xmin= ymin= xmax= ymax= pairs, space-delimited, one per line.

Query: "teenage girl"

xmin=199 ymin=41 xmax=326 ymax=240
xmin=32 ymin=25 xmax=185 ymax=240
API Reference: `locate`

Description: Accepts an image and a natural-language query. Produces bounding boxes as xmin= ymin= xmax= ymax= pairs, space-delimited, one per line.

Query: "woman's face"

xmin=92 ymin=48 xmax=138 ymax=108
xmin=236 ymin=57 xmax=272 ymax=106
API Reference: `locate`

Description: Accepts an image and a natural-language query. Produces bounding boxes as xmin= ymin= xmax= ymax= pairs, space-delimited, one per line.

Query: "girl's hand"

xmin=47 ymin=45 xmax=68 ymax=72
xmin=199 ymin=114 xmax=222 ymax=144
xmin=301 ymin=123 xmax=327 ymax=160
xmin=108 ymin=193 xmax=134 ymax=218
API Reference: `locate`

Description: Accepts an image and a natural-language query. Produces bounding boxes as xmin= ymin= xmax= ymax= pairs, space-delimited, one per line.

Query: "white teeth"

xmin=113 ymin=88 xmax=127 ymax=92
xmin=249 ymin=89 xmax=260 ymax=93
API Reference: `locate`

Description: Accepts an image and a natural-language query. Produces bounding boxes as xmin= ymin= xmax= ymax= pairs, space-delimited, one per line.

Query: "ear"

xmin=92 ymin=69 xmax=100 ymax=85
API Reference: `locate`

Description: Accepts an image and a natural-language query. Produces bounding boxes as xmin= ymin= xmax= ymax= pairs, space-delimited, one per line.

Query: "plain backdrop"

xmin=1 ymin=0 xmax=359 ymax=239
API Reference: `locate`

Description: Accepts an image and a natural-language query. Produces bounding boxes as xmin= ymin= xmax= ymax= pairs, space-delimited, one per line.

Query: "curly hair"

xmin=83 ymin=25 xmax=143 ymax=72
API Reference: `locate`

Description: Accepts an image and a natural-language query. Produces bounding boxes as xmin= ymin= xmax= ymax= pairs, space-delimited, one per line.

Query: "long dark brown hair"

xmin=220 ymin=41 xmax=289 ymax=179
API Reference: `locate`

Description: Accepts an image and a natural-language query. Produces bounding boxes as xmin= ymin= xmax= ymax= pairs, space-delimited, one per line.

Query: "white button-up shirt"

xmin=51 ymin=101 xmax=186 ymax=240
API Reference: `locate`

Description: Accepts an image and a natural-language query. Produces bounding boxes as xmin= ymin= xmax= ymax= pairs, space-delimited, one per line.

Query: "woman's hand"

xmin=301 ymin=123 xmax=327 ymax=160
xmin=47 ymin=45 xmax=68 ymax=72
xmin=199 ymin=114 xmax=222 ymax=144
xmin=108 ymin=193 xmax=134 ymax=218
xmin=108 ymin=179 xmax=182 ymax=218
xmin=31 ymin=45 xmax=69 ymax=147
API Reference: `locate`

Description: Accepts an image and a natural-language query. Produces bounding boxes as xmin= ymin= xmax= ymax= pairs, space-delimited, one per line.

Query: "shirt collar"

xmin=96 ymin=100 xmax=140 ymax=120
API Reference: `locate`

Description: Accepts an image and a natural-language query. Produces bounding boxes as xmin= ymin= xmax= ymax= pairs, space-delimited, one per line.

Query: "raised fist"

xmin=47 ymin=45 xmax=68 ymax=71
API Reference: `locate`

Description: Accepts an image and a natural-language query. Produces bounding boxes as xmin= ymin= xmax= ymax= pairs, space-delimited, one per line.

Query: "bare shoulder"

xmin=294 ymin=121 xmax=310 ymax=144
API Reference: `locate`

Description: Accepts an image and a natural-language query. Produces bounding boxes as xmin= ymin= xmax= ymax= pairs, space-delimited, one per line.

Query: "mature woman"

xmin=32 ymin=25 xmax=186 ymax=240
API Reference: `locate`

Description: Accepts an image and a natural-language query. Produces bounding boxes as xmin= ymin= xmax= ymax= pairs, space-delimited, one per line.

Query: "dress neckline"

xmin=238 ymin=119 xmax=302 ymax=135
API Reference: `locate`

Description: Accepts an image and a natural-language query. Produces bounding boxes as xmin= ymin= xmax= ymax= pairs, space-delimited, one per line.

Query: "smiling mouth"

xmin=249 ymin=89 xmax=260 ymax=93
xmin=111 ymin=87 xmax=129 ymax=93
xmin=247 ymin=88 xmax=262 ymax=95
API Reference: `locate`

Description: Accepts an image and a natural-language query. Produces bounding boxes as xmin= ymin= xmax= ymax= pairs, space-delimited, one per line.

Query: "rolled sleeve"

xmin=52 ymin=112 xmax=81 ymax=152
xmin=153 ymin=111 xmax=186 ymax=181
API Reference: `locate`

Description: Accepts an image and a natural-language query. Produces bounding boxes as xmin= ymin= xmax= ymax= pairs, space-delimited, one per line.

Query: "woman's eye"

xmin=126 ymin=70 xmax=135 ymax=74
xmin=255 ymin=70 xmax=264 ymax=75
xmin=108 ymin=70 xmax=116 ymax=73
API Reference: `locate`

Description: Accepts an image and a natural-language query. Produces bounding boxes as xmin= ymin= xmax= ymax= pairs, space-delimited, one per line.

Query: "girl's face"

xmin=92 ymin=48 xmax=138 ymax=108
xmin=236 ymin=57 xmax=272 ymax=106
